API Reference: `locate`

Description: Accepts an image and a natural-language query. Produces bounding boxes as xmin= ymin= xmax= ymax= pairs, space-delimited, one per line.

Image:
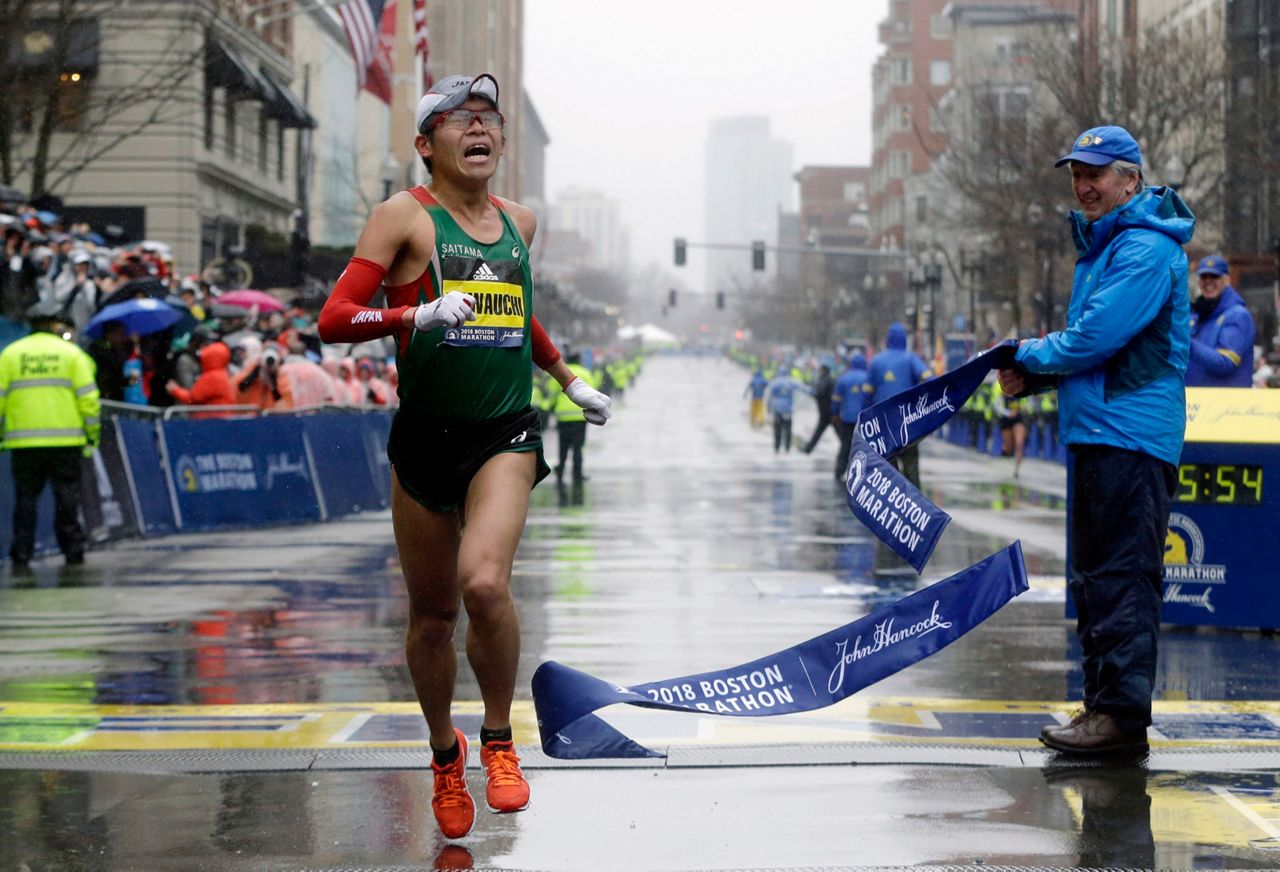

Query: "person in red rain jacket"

xmin=165 ymin=341 xmax=237 ymax=418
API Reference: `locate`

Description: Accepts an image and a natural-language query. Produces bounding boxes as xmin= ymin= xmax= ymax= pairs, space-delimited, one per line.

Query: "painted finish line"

xmin=2 ymin=698 xmax=1280 ymax=752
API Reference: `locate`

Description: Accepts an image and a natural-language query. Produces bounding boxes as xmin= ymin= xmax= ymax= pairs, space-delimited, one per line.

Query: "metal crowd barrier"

xmin=2 ymin=403 xmax=395 ymax=559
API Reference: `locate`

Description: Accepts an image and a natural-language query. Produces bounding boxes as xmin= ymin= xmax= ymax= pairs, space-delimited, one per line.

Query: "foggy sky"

xmin=524 ymin=0 xmax=879 ymax=294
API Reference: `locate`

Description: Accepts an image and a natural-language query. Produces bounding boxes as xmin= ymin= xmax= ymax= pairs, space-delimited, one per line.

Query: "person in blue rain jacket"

xmin=1185 ymin=254 xmax=1254 ymax=387
xmin=998 ymin=125 xmax=1195 ymax=756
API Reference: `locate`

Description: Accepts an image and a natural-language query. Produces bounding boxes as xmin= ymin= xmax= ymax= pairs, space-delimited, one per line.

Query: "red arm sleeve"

xmin=317 ymin=257 xmax=412 ymax=343
xmin=531 ymin=316 xmax=561 ymax=369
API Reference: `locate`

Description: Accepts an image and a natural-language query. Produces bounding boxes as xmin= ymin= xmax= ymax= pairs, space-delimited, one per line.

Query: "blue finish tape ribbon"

xmin=846 ymin=340 xmax=1018 ymax=571
xmin=532 ymin=340 xmax=1027 ymax=759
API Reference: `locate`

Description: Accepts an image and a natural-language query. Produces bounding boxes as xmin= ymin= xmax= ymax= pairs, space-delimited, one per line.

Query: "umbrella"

xmin=98 ymin=276 xmax=168 ymax=309
xmin=218 ymin=289 xmax=285 ymax=312
xmin=85 ymin=298 xmax=181 ymax=339
xmin=210 ymin=302 xmax=252 ymax=320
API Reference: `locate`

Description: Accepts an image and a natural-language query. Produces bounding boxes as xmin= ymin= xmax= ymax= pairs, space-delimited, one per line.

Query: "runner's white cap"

xmin=414 ymin=74 xmax=499 ymax=135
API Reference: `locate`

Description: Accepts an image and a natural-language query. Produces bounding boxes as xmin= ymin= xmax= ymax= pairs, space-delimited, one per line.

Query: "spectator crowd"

xmin=2 ymin=202 xmax=397 ymax=415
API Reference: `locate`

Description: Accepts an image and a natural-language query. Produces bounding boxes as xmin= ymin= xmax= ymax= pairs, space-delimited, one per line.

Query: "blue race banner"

xmin=163 ymin=417 xmax=321 ymax=529
xmin=846 ymin=341 xmax=1018 ymax=569
xmin=856 ymin=341 xmax=1016 ymax=460
xmin=301 ymin=413 xmax=391 ymax=517
xmin=844 ymin=433 xmax=948 ymax=572
xmin=533 ymin=543 xmax=1028 ymax=758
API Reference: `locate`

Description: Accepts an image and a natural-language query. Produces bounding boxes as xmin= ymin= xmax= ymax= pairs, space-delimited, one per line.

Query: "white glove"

xmin=565 ymin=377 xmax=612 ymax=425
xmin=413 ymin=291 xmax=475 ymax=331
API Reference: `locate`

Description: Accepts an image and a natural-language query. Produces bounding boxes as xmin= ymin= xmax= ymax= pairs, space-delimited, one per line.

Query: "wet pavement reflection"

xmin=3 ymin=765 xmax=1280 ymax=870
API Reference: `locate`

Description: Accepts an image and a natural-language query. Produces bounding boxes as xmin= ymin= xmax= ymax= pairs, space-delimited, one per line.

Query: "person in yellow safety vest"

xmin=0 ymin=301 xmax=101 ymax=572
xmin=608 ymin=359 xmax=630 ymax=400
xmin=545 ymin=350 xmax=600 ymax=485
xmin=530 ymin=369 xmax=550 ymax=432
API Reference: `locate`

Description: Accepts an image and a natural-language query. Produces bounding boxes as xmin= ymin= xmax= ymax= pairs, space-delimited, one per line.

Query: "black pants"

xmin=802 ymin=405 xmax=830 ymax=453
xmin=772 ymin=413 xmax=792 ymax=452
xmin=835 ymin=420 xmax=856 ymax=480
xmin=10 ymin=446 xmax=85 ymax=563
xmin=892 ymin=443 xmax=920 ymax=489
xmin=1069 ymin=444 xmax=1175 ymax=733
xmin=556 ymin=419 xmax=587 ymax=482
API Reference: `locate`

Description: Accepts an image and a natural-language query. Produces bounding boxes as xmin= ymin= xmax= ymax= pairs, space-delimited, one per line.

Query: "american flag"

xmin=337 ymin=0 xmax=393 ymax=103
xmin=413 ymin=0 xmax=432 ymax=93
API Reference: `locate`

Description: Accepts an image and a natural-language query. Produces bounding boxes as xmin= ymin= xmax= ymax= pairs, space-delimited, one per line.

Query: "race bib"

xmin=440 ymin=256 xmax=525 ymax=348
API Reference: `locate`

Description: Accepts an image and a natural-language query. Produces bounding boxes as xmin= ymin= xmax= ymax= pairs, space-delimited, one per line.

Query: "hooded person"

xmin=165 ymin=341 xmax=237 ymax=417
xmin=356 ymin=357 xmax=390 ymax=405
xmin=866 ymin=322 xmax=932 ymax=486
xmin=998 ymin=124 xmax=1196 ymax=755
xmin=275 ymin=352 xmax=339 ymax=409
xmin=1185 ymin=254 xmax=1255 ymax=387
xmin=831 ymin=351 xmax=871 ymax=481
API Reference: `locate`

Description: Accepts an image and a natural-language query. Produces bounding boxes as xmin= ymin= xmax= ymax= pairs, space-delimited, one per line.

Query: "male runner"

xmin=317 ymin=73 xmax=612 ymax=839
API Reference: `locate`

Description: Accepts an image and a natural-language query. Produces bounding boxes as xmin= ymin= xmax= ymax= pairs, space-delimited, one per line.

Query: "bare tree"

xmin=924 ymin=15 xmax=1229 ymax=334
xmin=1 ymin=0 xmax=210 ymax=198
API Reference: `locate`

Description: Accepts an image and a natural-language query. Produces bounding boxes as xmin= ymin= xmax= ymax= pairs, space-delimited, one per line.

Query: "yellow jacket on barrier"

xmin=0 ymin=331 xmax=101 ymax=449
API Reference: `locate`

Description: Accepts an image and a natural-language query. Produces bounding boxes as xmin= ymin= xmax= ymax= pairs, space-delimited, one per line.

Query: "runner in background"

xmin=317 ymin=73 xmax=611 ymax=841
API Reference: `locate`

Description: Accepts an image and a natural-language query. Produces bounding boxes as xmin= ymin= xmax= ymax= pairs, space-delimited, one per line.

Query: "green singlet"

xmin=398 ymin=190 xmax=533 ymax=420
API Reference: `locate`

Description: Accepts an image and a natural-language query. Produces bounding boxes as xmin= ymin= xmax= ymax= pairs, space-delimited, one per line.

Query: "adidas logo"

xmin=472 ymin=262 xmax=500 ymax=281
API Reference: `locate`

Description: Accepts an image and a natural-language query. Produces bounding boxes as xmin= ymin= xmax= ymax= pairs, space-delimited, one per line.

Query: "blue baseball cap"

xmin=1054 ymin=125 xmax=1143 ymax=168
xmin=1196 ymin=254 xmax=1229 ymax=276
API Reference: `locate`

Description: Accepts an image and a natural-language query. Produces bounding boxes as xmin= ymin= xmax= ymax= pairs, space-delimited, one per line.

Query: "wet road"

xmin=3 ymin=353 xmax=1280 ymax=870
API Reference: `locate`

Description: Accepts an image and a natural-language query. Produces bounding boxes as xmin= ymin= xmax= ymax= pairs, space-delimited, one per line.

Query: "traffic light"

xmin=674 ymin=238 xmax=687 ymax=266
xmin=668 ymin=288 xmax=677 ymax=306
xmin=751 ymin=240 xmax=765 ymax=271
xmin=715 ymin=290 xmax=725 ymax=310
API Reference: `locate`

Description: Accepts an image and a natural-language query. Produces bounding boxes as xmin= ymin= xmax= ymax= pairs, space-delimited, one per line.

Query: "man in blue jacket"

xmin=866 ymin=322 xmax=931 ymax=486
xmin=999 ymin=125 xmax=1195 ymax=755
xmin=831 ymin=352 xmax=870 ymax=480
xmin=1186 ymin=254 xmax=1254 ymax=387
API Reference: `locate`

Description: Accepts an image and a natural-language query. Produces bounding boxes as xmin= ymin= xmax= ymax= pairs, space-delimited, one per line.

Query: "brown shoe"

xmin=1039 ymin=706 xmax=1090 ymax=741
xmin=1039 ymin=710 xmax=1148 ymax=755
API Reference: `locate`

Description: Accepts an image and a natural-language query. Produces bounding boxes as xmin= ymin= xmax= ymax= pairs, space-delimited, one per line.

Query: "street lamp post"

xmin=904 ymin=255 xmax=920 ymax=349
xmin=960 ymin=246 xmax=986 ymax=348
xmin=923 ymin=253 xmax=942 ymax=356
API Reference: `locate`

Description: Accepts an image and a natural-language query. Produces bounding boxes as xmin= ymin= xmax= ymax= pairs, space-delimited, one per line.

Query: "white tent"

xmin=617 ymin=323 xmax=679 ymax=346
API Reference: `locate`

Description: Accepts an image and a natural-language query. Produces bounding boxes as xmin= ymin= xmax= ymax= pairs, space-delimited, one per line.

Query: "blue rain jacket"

xmin=867 ymin=322 xmax=930 ymax=405
xmin=1186 ymin=285 xmax=1254 ymax=387
xmin=766 ymin=376 xmax=807 ymax=417
xmin=746 ymin=372 xmax=768 ymax=399
xmin=832 ymin=354 xmax=870 ymax=423
xmin=1016 ymin=186 xmax=1195 ymax=466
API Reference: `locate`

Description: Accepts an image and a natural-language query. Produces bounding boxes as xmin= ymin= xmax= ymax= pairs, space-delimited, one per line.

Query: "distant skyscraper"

xmin=703 ymin=116 xmax=794 ymax=296
xmin=549 ymin=187 xmax=630 ymax=273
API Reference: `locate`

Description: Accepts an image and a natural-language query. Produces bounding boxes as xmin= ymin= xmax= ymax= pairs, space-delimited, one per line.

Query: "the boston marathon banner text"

xmin=533 ymin=543 xmax=1027 ymax=758
xmin=846 ymin=341 xmax=1017 ymax=571
xmin=532 ymin=341 xmax=1030 ymax=759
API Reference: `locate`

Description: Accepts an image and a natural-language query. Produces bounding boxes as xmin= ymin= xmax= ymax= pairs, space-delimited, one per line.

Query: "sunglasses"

xmin=431 ymin=108 xmax=504 ymax=131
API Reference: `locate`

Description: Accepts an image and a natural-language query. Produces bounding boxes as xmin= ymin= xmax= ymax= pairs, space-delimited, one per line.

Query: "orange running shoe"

xmin=479 ymin=739 xmax=530 ymax=813
xmin=430 ymin=728 xmax=475 ymax=839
